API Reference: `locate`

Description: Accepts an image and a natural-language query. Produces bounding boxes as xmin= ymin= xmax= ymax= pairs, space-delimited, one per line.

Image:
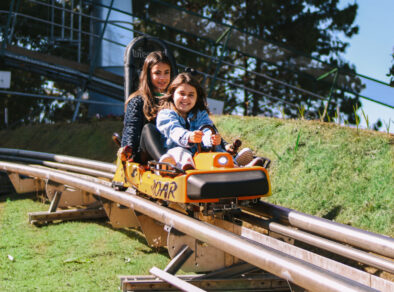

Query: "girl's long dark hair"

xmin=125 ymin=51 xmax=171 ymax=121
xmin=159 ymin=73 xmax=209 ymax=117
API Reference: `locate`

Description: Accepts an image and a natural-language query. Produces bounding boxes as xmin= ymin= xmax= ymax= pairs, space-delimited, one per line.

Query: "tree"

xmin=134 ymin=0 xmax=362 ymax=123
xmin=1 ymin=0 xmax=364 ymax=126
xmin=0 ymin=0 xmax=92 ymax=128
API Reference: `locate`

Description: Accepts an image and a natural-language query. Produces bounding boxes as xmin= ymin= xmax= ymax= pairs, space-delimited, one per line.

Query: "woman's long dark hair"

xmin=125 ymin=51 xmax=171 ymax=121
xmin=159 ymin=73 xmax=209 ymax=117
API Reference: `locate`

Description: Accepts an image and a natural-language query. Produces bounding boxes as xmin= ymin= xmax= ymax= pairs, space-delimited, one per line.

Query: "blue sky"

xmin=339 ymin=0 xmax=393 ymax=131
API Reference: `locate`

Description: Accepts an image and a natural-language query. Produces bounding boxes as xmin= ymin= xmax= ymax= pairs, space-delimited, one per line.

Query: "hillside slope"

xmin=0 ymin=116 xmax=393 ymax=236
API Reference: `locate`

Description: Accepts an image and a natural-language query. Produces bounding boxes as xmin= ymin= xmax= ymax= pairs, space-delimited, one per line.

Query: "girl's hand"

xmin=189 ymin=130 xmax=203 ymax=143
xmin=117 ymin=146 xmax=133 ymax=161
xmin=225 ymin=143 xmax=235 ymax=154
xmin=211 ymin=134 xmax=221 ymax=146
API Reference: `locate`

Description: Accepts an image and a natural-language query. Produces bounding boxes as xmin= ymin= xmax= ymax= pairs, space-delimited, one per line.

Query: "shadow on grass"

xmin=0 ymin=191 xmax=39 ymax=203
xmin=322 ymin=205 xmax=342 ymax=220
xmin=99 ymin=222 xmax=169 ymax=255
xmin=30 ymin=212 xmax=168 ymax=256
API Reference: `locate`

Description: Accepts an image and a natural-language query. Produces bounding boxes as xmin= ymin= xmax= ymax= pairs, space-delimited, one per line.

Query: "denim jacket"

xmin=157 ymin=109 xmax=221 ymax=154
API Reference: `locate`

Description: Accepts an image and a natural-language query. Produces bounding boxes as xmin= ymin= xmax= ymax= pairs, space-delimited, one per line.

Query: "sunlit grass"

xmin=0 ymin=195 xmax=168 ymax=291
xmin=213 ymin=115 xmax=394 ymax=236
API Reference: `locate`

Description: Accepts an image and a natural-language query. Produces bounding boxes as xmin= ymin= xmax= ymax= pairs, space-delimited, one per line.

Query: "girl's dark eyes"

xmin=153 ymin=70 xmax=170 ymax=75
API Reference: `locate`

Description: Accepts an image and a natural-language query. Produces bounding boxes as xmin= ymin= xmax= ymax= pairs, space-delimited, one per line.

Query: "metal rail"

xmin=0 ymin=151 xmax=393 ymax=290
xmin=0 ymin=155 xmax=113 ymax=179
xmin=0 ymin=161 xmax=380 ymax=292
xmin=2 ymin=148 xmax=391 ymax=261
xmin=0 ymin=148 xmax=116 ymax=173
xmin=237 ymin=212 xmax=394 ymax=274
xmin=247 ymin=201 xmax=394 ymax=259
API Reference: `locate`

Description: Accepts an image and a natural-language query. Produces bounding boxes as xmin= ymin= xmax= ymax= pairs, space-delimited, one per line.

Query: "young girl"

xmin=157 ymin=72 xmax=265 ymax=170
xmin=118 ymin=51 xmax=172 ymax=163
xmin=156 ymin=72 xmax=223 ymax=170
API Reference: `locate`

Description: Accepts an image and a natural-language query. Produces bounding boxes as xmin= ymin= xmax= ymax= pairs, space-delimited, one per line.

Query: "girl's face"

xmin=173 ymin=83 xmax=197 ymax=118
xmin=150 ymin=62 xmax=171 ymax=93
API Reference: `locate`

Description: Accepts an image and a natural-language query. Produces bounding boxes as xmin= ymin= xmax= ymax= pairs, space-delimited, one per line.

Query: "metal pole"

xmin=201 ymin=45 xmax=217 ymax=88
xmin=207 ymin=27 xmax=233 ymax=99
xmin=0 ymin=155 xmax=113 ymax=179
xmin=323 ymin=69 xmax=338 ymax=120
xmin=1 ymin=0 xmax=16 ymax=53
xmin=61 ymin=0 xmax=65 ymax=39
xmin=72 ymin=0 xmax=114 ymax=122
xmin=4 ymin=107 xmax=8 ymax=128
xmin=50 ymin=0 xmax=55 ymax=44
xmin=70 ymin=0 xmax=74 ymax=40
xmin=267 ymin=220 xmax=394 ymax=273
xmin=258 ymin=201 xmax=394 ymax=259
xmin=71 ymin=89 xmax=84 ymax=121
xmin=8 ymin=0 xmax=21 ymax=43
xmin=0 ymin=162 xmax=379 ymax=292
xmin=150 ymin=267 xmax=206 ymax=292
xmin=78 ymin=0 xmax=82 ymax=63
xmin=0 ymin=90 xmax=122 ymax=107
xmin=0 ymin=148 xmax=116 ymax=173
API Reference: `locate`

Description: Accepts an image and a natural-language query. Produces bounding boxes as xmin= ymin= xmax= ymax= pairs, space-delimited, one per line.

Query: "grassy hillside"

xmin=0 ymin=116 xmax=393 ymax=236
xmin=212 ymin=115 xmax=393 ymax=236
xmin=0 ymin=120 xmax=123 ymax=162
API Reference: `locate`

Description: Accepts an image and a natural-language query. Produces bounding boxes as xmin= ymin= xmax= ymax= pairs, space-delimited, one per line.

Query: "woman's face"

xmin=173 ymin=83 xmax=197 ymax=118
xmin=150 ymin=62 xmax=171 ymax=93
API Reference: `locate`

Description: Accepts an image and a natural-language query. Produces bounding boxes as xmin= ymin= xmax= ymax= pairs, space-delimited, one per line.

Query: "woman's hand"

xmin=211 ymin=134 xmax=221 ymax=146
xmin=189 ymin=130 xmax=203 ymax=143
xmin=117 ymin=146 xmax=133 ymax=162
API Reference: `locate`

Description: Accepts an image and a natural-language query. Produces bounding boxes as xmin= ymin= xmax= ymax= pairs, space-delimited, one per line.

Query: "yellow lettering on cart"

xmin=151 ymin=180 xmax=178 ymax=200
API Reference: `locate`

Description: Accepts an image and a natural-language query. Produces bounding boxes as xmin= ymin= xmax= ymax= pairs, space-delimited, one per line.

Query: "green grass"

xmin=0 ymin=120 xmax=123 ymax=162
xmin=0 ymin=194 xmax=168 ymax=291
xmin=0 ymin=115 xmax=393 ymax=290
xmin=212 ymin=115 xmax=394 ymax=236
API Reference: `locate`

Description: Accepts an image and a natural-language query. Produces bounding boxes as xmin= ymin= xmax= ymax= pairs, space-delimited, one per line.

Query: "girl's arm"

xmin=121 ymin=96 xmax=144 ymax=151
xmin=157 ymin=109 xmax=192 ymax=147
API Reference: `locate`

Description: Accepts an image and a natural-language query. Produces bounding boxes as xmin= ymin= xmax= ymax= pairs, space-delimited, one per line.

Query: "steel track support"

xmin=29 ymin=181 xmax=105 ymax=225
xmin=164 ymin=245 xmax=194 ymax=275
xmin=119 ymin=273 xmax=290 ymax=291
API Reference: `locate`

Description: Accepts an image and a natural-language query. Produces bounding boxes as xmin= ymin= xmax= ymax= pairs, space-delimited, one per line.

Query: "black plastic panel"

xmin=187 ymin=170 xmax=269 ymax=200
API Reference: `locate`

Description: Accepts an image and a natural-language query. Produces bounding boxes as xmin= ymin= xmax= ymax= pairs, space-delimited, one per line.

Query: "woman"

xmin=118 ymin=51 xmax=171 ymax=163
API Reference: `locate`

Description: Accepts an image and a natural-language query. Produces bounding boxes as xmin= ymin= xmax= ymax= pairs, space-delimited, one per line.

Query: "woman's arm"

xmin=121 ymin=96 xmax=145 ymax=152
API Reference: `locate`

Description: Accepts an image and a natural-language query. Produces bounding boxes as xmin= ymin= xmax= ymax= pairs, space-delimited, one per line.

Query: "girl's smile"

xmin=173 ymin=83 xmax=197 ymax=118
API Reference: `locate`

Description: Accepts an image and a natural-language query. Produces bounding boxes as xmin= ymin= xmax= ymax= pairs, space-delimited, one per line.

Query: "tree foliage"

xmin=0 ymin=0 xmax=91 ymax=128
xmin=134 ymin=0 xmax=362 ymax=123
xmin=1 ymin=0 xmax=364 ymax=128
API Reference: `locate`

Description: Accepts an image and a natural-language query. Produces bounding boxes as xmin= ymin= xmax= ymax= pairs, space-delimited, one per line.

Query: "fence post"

xmin=207 ymin=27 xmax=233 ymax=100
xmin=1 ymin=0 xmax=16 ymax=54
